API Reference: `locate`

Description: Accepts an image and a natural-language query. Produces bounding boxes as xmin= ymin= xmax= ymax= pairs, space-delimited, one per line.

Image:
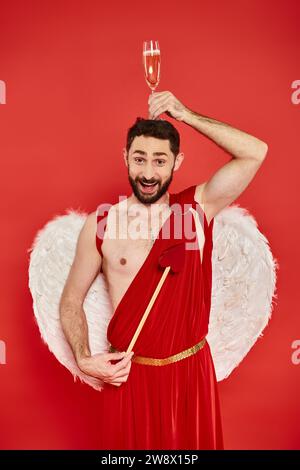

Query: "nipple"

xmin=120 ymin=258 xmax=127 ymax=265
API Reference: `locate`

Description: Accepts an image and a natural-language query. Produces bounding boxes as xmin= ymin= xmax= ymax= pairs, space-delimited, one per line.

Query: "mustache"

xmin=138 ymin=178 xmax=160 ymax=184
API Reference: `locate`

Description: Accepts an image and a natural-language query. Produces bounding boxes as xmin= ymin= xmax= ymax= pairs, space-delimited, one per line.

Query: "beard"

xmin=128 ymin=169 xmax=174 ymax=205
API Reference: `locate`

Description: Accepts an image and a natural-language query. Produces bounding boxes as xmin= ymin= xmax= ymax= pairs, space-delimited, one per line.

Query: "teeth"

xmin=142 ymin=182 xmax=157 ymax=186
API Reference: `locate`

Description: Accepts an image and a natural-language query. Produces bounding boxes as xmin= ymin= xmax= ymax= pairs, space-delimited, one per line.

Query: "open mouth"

xmin=139 ymin=181 xmax=159 ymax=194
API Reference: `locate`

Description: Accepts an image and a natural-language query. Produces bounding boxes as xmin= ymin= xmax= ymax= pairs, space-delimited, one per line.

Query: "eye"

xmin=134 ymin=157 xmax=144 ymax=164
xmin=156 ymin=159 xmax=166 ymax=166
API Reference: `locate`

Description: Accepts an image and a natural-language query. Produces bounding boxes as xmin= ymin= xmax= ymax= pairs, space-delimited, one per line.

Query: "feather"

xmin=207 ymin=204 xmax=278 ymax=380
xmin=28 ymin=204 xmax=278 ymax=389
xmin=28 ymin=210 xmax=114 ymax=391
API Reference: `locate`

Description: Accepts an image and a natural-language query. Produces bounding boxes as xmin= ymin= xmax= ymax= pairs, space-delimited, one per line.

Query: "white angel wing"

xmin=207 ymin=204 xmax=279 ymax=381
xmin=28 ymin=205 xmax=278 ymax=390
xmin=28 ymin=210 xmax=114 ymax=391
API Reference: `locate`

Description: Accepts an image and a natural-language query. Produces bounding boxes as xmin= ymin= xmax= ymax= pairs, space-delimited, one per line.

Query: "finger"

xmin=148 ymin=91 xmax=171 ymax=103
xmin=151 ymin=99 xmax=171 ymax=119
xmin=110 ymin=352 xmax=133 ymax=377
xmin=104 ymin=351 xmax=127 ymax=361
xmin=109 ymin=374 xmax=129 ymax=384
xmin=107 ymin=375 xmax=129 ymax=385
xmin=149 ymin=94 xmax=169 ymax=112
xmin=148 ymin=97 xmax=168 ymax=114
xmin=110 ymin=361 xmax=131 ymax=379
xmin=149 ymin=98 xmax=169 ymax=119
xmin=109 ymin=352 xmax=134 ymax=374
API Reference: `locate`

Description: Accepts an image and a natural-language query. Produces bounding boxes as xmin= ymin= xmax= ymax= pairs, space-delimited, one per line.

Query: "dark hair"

xmin=126 ymin=117 xmax=180 ymax=156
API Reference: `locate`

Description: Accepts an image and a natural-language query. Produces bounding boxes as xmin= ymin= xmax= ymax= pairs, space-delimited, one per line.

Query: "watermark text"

xmin=0 ymin=340 xmax=6 ymax=364
xmin=0 ymin=80 xmax=6 ymax=104
xmin=291 ymin=80 xmax=300 ymax=105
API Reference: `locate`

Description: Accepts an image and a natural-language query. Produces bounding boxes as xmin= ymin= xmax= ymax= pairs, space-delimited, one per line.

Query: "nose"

xmin=142 ymin=162 xmax=156 ymax=181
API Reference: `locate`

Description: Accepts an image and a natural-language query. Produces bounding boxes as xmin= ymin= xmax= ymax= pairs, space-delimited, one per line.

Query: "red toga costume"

xmin=96 ymin=185 xmax=224 ymax=450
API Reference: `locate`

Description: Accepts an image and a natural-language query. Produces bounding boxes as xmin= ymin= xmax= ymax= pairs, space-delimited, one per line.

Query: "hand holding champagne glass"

xmin=143 ymin=41 xmax=188 ymax=122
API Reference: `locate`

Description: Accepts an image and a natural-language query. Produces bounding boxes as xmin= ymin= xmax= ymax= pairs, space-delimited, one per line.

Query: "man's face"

xmin=124 ymin=135 xmax=184 ymax=204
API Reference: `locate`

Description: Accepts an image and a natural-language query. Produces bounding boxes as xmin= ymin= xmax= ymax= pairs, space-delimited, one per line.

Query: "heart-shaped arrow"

xmin=158 ymin=241 xmax=186 ymax=273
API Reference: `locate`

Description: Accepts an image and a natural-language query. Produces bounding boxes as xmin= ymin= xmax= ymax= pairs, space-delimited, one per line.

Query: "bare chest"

xmin=100 ymin=205 xmax=171 ymax=310
xmin=102 ymin=235 xmax=155 ymax=279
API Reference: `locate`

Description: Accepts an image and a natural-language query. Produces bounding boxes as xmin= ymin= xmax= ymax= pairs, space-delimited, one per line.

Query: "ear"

xmin=123 ymin=148 xmax=128 ymax=167
xmin=173 ymin=152 xmax=184 ymax=171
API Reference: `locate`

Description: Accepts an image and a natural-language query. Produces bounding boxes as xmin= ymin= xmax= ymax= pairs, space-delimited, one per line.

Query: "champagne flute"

xmin=143 ymin=40 xmax=161 ymax=95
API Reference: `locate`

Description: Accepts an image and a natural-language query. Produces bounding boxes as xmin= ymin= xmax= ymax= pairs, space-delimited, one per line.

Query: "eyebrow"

xmin=132 ymin=150 xmax=168 ymax=157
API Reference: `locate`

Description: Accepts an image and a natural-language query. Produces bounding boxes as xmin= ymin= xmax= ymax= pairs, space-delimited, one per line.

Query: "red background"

xmin=0 ymin=0 xmax=299 ymax=450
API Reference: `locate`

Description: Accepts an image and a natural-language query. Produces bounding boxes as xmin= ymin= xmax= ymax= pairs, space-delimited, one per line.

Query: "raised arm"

xmin=184 ymin=109 xmax=268 ymax=225
xmin=59 ymin=211 xmax=133 ymax=387
xmin=148 ymin=91 xmax=268 ymax=224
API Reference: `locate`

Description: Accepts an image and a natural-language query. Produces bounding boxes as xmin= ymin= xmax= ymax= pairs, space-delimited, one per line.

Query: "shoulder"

xmin=194 ymin=182 xmax=215 ymax=227
xmin=171 ymin=184 xmax=197 ymax=206
xmin=96 ymin=199 xmax=125 ymax=218
xmin=73 ymin=210 xmax=101 ymax=259
xmin=172 ymin=183 xmax=214 ymax=227
xmin=80 ymin=210 xmax=97 ymax=240
xmin=194 ymin=183 xmax=206 ymax=205
xmin=172 ymin=183 xmax=207 ymax=206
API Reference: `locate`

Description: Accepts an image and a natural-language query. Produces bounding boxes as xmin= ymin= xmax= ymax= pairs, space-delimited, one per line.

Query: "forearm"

xmin=182 ymin=108 xmax=268 ymax=161
xmin=60 ymin=300 xmax=91 ymax=363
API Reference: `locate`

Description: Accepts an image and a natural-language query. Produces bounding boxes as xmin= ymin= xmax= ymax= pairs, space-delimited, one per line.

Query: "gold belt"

xmin=109 ymin=337 xmax=206 ymax=366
